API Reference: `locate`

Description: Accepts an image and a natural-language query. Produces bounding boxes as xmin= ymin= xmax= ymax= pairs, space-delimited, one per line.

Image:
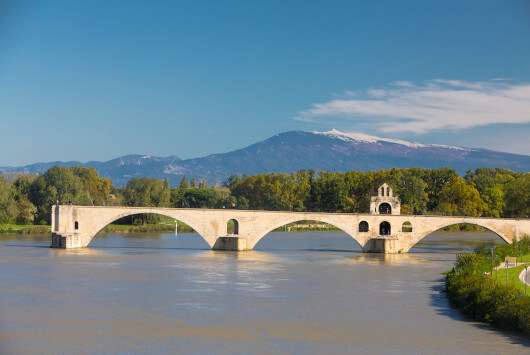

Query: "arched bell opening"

xmin=379 ymin=203 xmax=391 ymax=215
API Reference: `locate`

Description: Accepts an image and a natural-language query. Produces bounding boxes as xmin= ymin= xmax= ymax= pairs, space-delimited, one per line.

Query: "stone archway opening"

xmin=409 ymin=223 xmax=508 ymax=252
xmin=253 ymin=219 xmax=362 ymax=252
xmin=228 ymin=219 xmax=239 ymax=235
xmin=91 ymin=212 xmax=205 ymax=247
xmin=379 ymin=203 xmax=391 ymax=214
xmin=379 ymin=221 xmax=391 ymax=236
xmin=402 ymin=221 xmax=412 ymax=233
xmin=359 ymin=221 xmax=369 ymax=232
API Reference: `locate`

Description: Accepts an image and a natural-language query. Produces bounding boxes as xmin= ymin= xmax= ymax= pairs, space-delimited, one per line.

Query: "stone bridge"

xmin=50 ymin=205 xmax=530 ymax=253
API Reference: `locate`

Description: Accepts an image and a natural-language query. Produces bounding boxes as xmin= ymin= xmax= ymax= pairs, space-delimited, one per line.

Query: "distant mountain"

xmin=1 ymin=130 xmax=529 ymax=186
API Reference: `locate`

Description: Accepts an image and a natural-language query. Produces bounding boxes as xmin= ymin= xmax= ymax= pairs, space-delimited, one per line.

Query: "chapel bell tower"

xmin=370 ymin=183 xmax=401 ymax=215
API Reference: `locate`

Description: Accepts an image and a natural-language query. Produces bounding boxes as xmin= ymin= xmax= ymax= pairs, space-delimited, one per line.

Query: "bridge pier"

xmin=212 ymin=236 xmax=248 ymax=251
xmin=51 ymin=233 xmax=85 ymax=249
xmin=362 ymin=237 xmax=402 ymax=254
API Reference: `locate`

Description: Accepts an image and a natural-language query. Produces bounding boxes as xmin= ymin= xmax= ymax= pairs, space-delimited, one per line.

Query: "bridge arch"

xmin=87 ymin=209 xmax=213 ymax=247
xmin=408 ymin=221 xmax=511 ymax=251
xmin=249 ymin=216 xmax=364 ymax=250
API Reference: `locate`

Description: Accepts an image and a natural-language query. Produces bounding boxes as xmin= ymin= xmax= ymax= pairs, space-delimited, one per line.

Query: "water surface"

xmin=0 ymin=231 xmax=528 ymax=354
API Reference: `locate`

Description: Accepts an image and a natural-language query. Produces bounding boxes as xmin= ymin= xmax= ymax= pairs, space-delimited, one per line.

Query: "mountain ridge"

xmin=1 ymin=130 xmax=528 ymax=186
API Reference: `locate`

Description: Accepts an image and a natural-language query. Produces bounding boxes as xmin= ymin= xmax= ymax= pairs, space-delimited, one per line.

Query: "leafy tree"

xmin=503 ymin=174 xmax=530 ymax=218
xmin=71 ymin=166 xmax=112 ymax=204
xmin=423 ymin=167 xmax=459 ymax=211
xmin=395 ymin=171 xmax=428 ymax=214
xmin=343 ymin=170 xmax=373 ymax=213
xmin=179 ymin=175 xmax=189 ymax=189
xmin=437 ymin=177 xmax=486 ymax=216
xmin=172 ymin=187 xmax=231 ymax=208
xmin=190 ymin=177 xmax=197 ymax=188
xmin=0 ymin=177 xmax=17 ymax=223
xmin=44 ymin=166 xmax=87 ymax=203
xmin=124 ymin=177 xmax=170 ymax=207
xmin=293 ymin=172 xmax=310 ymax=209
xmin=223 ymin=175 xmax=240 ymax=188
xmin=481 ymin=185 xmax=505 ymax=218
xmin=16 ymin=195 xmax=37 ymax=224
xmin=28 ymin=175 xmax=51 ymax=224
xmin=237 ymin=196 xmax=249 ymax=209
xmin=14 ymin=175 xmax=33 ymax=199
xmin=29 ymin=166 xmax=88 ymax=223
xmin=312 ymin=172 xmax=348 ymax=212
xmin=226 ymin=195 xmax=237 ymax=208
xmin=465 ymin=168 xmax=526 ymax=217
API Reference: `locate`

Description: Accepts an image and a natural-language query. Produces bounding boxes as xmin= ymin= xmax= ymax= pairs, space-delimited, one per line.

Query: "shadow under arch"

xmin=410 ymin=222 xmax=510 ymax=251
xmin=88 ymin=210 xmax=209 ymax=247
xmin=252 ymin=218 xmax=363 ymax=251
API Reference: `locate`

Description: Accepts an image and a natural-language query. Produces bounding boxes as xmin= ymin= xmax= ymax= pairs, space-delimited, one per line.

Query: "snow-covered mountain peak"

xmin=310 ymin=129 xmax=470 ymax=151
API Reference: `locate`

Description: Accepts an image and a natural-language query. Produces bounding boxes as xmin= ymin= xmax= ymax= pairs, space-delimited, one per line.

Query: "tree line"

xmin=227 ymin=167 xmax=528 ymax=218
xmin=0 ymin=166 xmax=528 ymax=225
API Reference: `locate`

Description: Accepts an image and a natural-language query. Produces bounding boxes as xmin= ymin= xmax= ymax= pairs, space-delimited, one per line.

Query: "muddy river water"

xmin=0 ymin=231 xmax=528 ymax=354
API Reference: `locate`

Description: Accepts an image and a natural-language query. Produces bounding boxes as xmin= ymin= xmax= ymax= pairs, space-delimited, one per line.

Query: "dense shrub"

xmin=445 ymin=239 xmax=530 ymax=334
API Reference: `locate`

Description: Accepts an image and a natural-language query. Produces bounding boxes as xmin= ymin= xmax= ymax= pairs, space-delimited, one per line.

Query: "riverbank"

xmin=273 ymin=222 xmax=340 ymax=232
xmin=0 ymin=224 xmax=50 ymax=234
xmin=444 ymin=237 xmax=530 ymax=335
xmin=103 ymin=222 xmax=195 ymax=233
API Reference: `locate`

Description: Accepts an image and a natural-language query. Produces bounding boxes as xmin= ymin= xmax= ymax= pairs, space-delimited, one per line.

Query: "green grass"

xmin=494 ymin=264 xmax=530 ymax=294
xmin=0 ymin=224 xmax=50 ymax=234
xmin=491 ymin=253 xmax=530 ymax=267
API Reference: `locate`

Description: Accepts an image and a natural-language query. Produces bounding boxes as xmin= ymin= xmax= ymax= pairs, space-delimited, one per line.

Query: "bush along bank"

xmin=444 ymin=236 xmax=530 ymax=335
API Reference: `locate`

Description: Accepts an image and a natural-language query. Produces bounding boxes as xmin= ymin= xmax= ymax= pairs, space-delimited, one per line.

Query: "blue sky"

xmin=1 ymin=0 xmax=529 ymax=166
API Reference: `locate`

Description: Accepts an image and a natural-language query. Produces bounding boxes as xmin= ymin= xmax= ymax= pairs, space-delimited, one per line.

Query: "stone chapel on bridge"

xmin=370 ymin=183 xmax=401 ymax=215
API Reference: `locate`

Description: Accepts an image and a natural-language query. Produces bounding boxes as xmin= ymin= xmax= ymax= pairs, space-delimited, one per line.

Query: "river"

xmin=0 ymin=231 xmax=528 ymax=354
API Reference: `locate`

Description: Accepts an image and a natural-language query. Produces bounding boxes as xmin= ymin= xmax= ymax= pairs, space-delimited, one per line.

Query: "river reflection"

xmin=0 ymin=231 xmax=528 ymax=354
